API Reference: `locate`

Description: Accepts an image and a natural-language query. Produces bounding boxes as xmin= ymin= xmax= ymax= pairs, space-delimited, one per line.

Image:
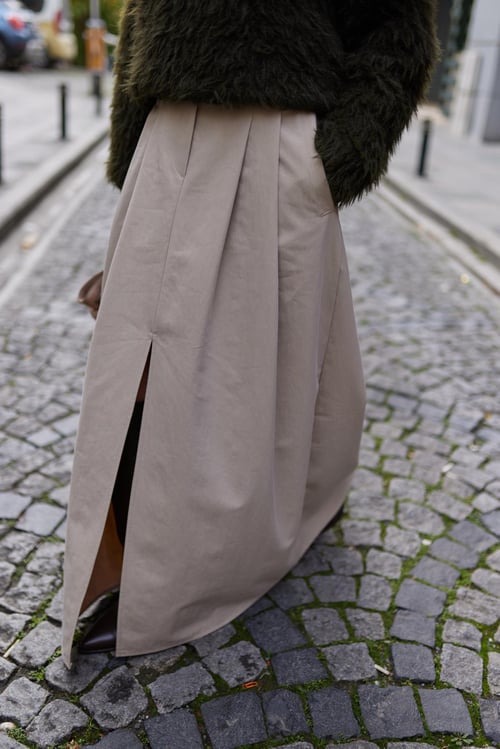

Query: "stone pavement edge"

xmin=0 ymin=171 xmax=499 ymax=747
xmin=0 ymin=68 xmax=110 ymax=242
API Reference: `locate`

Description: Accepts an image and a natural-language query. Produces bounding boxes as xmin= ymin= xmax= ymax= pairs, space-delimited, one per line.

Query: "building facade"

xmin=433 ymin=0 xmax=500 ymax=141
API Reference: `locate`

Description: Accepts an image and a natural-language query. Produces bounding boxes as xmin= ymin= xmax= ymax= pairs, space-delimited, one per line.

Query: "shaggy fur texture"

xmin=107 ymin=0 xmax=439 ymax=206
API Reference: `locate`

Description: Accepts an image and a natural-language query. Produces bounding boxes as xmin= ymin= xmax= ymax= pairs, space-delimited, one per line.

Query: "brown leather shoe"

xmin=79 ymin=597 xmax=118 ymax=654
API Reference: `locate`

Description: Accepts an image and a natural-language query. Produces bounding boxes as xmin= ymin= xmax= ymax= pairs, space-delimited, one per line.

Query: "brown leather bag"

xmin=78 ymin=271 xmax=103 ymax=319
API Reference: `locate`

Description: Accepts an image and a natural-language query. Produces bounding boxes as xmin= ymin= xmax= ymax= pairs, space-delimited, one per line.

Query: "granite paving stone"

xmin=1 ymin=572 xmax=57 ymax=614
xmin=45 ymin=587 xmax=64 ymax=622
xmin=426 ymin=490 xmax=472 ymax=520
xmin=144 ymin=709 xmax=203 ymax=749
xmin=49 ymin=485 xmax=70 ymax=507
xmin=449 ymin=587 xmax=500 ymax=625
xmin=275 ymin=744 xmax=313 ymax=749
xmin=45 ymin=653 xmax=109 ymax=693
xmin=440 ymin=643 xmax=483 ymax=694
xmin=291 ymin=547 xmax=330 ymax=576
xmin=346 ymin=609 xmax=386 ymax=640
xmin=410 ymin=557 xmax=460 ymax=588
xmin=386 ymin=745 xmax=438 ymax=749
xmin=318 ymin=546 xmax=364 ymax=575
xmin=203 ymin=641 xmax=267 ymax=687
xmin=391 ymin=643 xmax=435 ymax=683
xmin=487 ymin=548 xmax=500 ymax=571
xmin=397 ymin=502 xmax=445 ymax=535
xmin=474 ymin=493 xmax=500 ymax=513
xmin=309 ymin=573 xmax=357 ymax=603
xmin=389 ymin=479 xmax=426 ymax=503
xmin=487 ymin=651 xmax=500 ymax=695
xmin=268 ymin=578 xmax=315 ymax=609
xmin=347 ymin=495 xmax=395 ymax=521
xmin=328 ymin=744 xmax=378 ymax=749
xmin=350 ymin=469 xmax=383 ymax=494
xmin=0 ymin=531 xmax=38 ymax=564
xmin=14 ymin=502 xmax=65 ymax=536
xmin=127 ymin=646 xmax=186 ymax=675
xmin=384 ymin=525 xmax=421 ymax=557
xmin=0 ymin=677 xmax=48 ymax=726
xmin=480 ymin=699 xmax=500 ymax=743
xmin=80 ymin=666 xmax=148 ymax=729
xmin=9 ymin=621 xmax=60 ymax=668
xmin=323 ymin=643 xmax=376 ymax=681
xmin=149 ymin=663 xmax=215 ymax=713
xmin=428 ymin=537 xmax=479 ymax=568
xmin=450 ymin=465 xmax=495 ymax=491
xmin=342 ymin=520 xmax=382 ymax=547
xmin=384 ymin=458 xmax=412 ymax=477
xmin=472 ymin=568 xmax=500 ymax=598
xmin=449 ymin=519 xmax=497 ymax=551
xmin=0 ymin=493 xmax=31 ymax=520
xmin=82 ymin=729 xmax=143 ymax=748
xmin=418 ymin=688 xmax=473 ymax=734
xmin=395 ymin=579 xmax=446 ymax=616
xmin=272 ymin=647 xmax=328 ymax=685
xmin=371 ymin=422 xmax=403 ymax=440
xmin=0 ymin=658 xmax=16 ymax=686
xmin=358 ymin=685 xmax=425 ymax=740
xmin=26 ymin=541 xmax=64 ymax=575
xmin=358 ymin=574 xmax=393 ymax=611
xmin=26 ymin=699 xmax=88 ymax=748
xmin=308 ymin=686 xmax=360 ymax=739
xmin=27 ymin=427 xmax=60 ymax=447
xmin=442 ymin=619 xmax=482 ymax=651
xmin=365 ymin=549 xmax=402 ymax=579
xmin=244 ymin=608 xmax=306 ymax=652
xmin=482 ymin=509 xmax=500 ymax=536
xmin=262 ymin=689 xmax=309 ymax=736
xmin=51 ymin=413 xmax=80 ymax=437
xmin=0 ymin=563 xmax=15 ymax=596
xmin=301 ymin=607 xmax=349 ymax=644
xmin=201 ymin=692 xmax=267 ymax=749
xmin=356 ymin=447 xmax=378 ymax=469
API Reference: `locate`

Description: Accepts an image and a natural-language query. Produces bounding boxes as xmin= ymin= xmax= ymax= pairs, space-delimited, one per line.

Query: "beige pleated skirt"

xmin=62 ymin=101 xmax=365 ymax=666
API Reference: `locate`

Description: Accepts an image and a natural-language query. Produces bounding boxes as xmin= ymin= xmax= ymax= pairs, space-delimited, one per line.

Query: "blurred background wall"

xmin=431 ymin=0 xmax=500 ymax=142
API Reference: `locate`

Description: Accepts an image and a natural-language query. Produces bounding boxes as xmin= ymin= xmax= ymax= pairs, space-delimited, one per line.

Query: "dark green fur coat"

xmin=108 ymin=0 xmax=438 ymax=207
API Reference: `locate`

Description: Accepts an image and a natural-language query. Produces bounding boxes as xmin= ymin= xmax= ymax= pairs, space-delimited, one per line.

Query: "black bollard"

xmin=60 ymin=83 xmax=68 ymax=141
xmin=93 ymin=73 xmax=102 ymax=116
xmin=0 ymin=104 xmax=3 ymax=186
xmin=417 ymin=119 xmax=432 ymax=177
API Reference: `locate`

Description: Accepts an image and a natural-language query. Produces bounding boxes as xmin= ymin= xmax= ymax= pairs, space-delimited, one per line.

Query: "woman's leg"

xmin=79 ymin=355 xmax=150 ymax=654
xmin=111 ymin=353 xmax=150 ymax=546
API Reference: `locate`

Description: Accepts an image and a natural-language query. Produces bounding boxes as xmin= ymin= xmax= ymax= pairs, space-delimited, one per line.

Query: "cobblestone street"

xmin=0 ymin=175 xmax=499 ymax=748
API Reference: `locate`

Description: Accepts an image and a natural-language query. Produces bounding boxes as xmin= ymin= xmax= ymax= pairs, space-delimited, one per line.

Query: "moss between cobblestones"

xmin=465 ymin=694 xmax=489 ymax=744
xmin=134 ymin=728 xmax=151 ymax=747
xmin=6 ymin=725 xmax=35 ymax=747
xmin=27 ymin=665 xmax=46 ymax=683
xmin=367 ymin=641 xmax=392 ymax=685
xmin=25 ymin=592 xmax=57 ymax=633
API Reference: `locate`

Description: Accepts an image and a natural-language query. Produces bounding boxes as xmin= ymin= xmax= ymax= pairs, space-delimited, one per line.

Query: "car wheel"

xmin=0 ymin=39 xmax=8 ymax=69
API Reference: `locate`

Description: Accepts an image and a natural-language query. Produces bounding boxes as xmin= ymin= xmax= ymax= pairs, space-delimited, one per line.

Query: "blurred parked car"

xmin=31 ymin=0 xmax=76 ymax=66
xmin=0 ymin=0 xmax=44 ymax=68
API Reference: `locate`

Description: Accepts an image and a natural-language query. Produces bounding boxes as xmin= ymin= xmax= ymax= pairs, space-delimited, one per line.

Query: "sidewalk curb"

xmin=379 ymin=178 xmax=500 ymax=296
xmin=0 ymin=120 xmax=109 ymax=242
xmin=383 ymin=170 xmax=500 ymax=271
